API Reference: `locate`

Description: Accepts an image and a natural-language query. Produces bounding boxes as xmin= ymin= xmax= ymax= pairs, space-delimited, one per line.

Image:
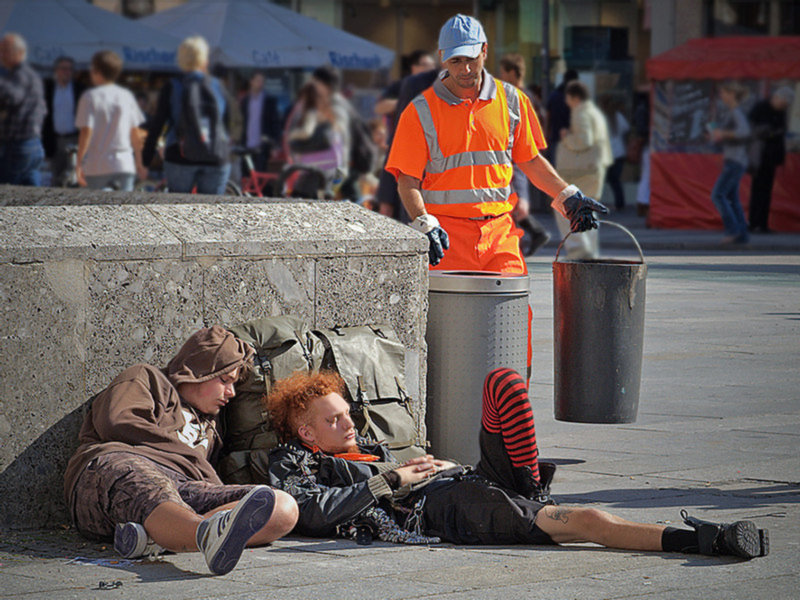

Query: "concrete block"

xmin=202 ymin=258 xmax=315 ymax=328
xmin=145 ymin=201 xmax=427 ymax=258
xmin=0 ymin=205 xmax=181 ymax=263
xmin=0 ymin=183 xmax=253 ymax=206
xmin=85 ymin=260 xmax=205 ymax=393
xmin=0 ymin=261 xmax=88 ymax=529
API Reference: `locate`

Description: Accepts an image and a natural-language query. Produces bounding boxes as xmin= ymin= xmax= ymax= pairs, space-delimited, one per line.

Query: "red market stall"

xmin=646 ymin=37 xmax=800 ymax=232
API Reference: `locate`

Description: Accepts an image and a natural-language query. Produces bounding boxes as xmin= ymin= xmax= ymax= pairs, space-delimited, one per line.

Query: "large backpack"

xmin=313 ymin=325 xmax=425 ymax=462
xmin=170 ymin=74 xmax=230 ymax=164
xmin=217 ymin=316 xmax=425 ymax=483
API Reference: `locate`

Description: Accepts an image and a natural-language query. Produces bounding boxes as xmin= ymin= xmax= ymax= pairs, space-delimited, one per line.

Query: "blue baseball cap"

xmin=438 ymin=14 xmax=487 ymax=62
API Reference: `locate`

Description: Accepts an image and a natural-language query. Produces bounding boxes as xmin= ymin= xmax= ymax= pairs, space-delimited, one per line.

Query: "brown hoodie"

xmin=63 ymin=326 xmax=254 ymax=503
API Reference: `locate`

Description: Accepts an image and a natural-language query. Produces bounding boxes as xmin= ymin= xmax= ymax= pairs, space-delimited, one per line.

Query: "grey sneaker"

xmin=196 ymin=485 xmax=276 ymax=575
xmin=113 ymin=522 xmax=164 ymax=559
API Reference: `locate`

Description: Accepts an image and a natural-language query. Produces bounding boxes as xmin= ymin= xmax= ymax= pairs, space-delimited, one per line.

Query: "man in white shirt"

xmin=43 ymin=56 xmax=85 ymax=186
xmin=75 ymin=50 xmax=146 ymax=191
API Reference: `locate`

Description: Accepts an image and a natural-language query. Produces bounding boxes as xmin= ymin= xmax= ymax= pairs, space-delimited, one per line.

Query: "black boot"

xmin=681 ymin=509 xmax=769 ymax=559
xmin=512 ymin=462 xmax=557 ymax=505
xmin=518 ymin=215 xmax=551 ymax=256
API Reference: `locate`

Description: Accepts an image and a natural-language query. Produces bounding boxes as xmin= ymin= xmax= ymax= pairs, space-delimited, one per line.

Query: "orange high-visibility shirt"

xmin=386 ymin=71 xmax=546 ymax=219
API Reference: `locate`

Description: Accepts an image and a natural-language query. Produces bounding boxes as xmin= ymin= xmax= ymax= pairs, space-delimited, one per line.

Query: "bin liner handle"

xmin=554 ymin=220 xmax=645 ymax=265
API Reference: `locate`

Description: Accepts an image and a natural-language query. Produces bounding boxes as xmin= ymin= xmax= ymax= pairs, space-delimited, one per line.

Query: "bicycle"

xmin=231 ymin=146 xmax=279 ymax=197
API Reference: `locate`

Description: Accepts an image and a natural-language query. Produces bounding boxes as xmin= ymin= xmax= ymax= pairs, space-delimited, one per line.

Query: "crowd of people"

xmin=0 ymin=27 xmax=794 ymax=241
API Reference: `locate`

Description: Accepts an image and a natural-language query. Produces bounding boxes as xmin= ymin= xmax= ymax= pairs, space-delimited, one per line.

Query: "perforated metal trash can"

xmin=426 ymin=271 xmax=530 ymax=465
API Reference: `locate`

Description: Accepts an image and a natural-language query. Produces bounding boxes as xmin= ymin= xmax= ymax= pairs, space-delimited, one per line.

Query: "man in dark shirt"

xmin=0 ymin=33 xmax=47 ymax=186
xmin=43 ymin=56 xmax=85 ymax=186
xmin=240 ymin=72 xmax=281 ymax=172
xmin=748 ymin=87 xmax=793 ymax=233
xmin=544 ymin=68 xmax=578 ymax=166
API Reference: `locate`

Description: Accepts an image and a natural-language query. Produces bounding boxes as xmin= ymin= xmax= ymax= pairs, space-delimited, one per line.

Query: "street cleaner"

xmin=384 ymin=13 xmax=606 ymax=389
xmin=63 ymin=326 xmax=298 ymax=575
xmin=263 ymin=368 xmax=769 ymax=559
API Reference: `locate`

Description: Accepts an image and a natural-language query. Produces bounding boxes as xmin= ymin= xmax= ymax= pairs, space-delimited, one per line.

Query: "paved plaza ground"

xmin=1 ymin=213 xmax=799 ymax=599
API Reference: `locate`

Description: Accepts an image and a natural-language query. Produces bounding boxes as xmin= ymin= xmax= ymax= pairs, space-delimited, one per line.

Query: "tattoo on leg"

xmin=547 ymin=507 xmax=572 ymax=524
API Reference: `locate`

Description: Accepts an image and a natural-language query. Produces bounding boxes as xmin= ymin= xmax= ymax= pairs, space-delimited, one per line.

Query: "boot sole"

xmin=206 ymin=487 xmax=276 ymax=575
xmin=727 ymin=521 xmax=769 ymax=559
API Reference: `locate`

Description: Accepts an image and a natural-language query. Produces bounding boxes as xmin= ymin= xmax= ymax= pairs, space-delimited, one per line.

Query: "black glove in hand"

xmin=563 ymin=190 xmax=608 ymax=233
xmin=426 ymin=227 xmax=450 ymax=266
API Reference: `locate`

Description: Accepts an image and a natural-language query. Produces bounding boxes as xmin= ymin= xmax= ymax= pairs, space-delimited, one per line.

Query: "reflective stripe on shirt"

xmin=412 ymin=79 xmax=521 ymax=205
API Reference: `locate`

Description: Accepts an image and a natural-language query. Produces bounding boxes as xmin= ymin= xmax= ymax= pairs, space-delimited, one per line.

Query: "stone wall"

xmin=0 ymin=198 xmax=428 ymax=529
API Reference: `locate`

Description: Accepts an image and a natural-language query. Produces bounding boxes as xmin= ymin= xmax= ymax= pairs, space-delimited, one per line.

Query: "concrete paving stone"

xmin=145 ymin=202 xmax=427 ymax=259
xmin=0 ymin=205 xmax=182 ymax=263
xmin=202 ymin=258 xmax=315 ymax=328
xmin=85 ymin=260 xmax=205 ymax=394
xmin=216 ymin=572 xmax=464 ymax=600
xmin=619 ymin=575 xmax=800 ymax=600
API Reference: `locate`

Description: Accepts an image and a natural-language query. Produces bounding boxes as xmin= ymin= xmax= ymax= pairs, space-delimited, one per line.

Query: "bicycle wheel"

xmin=224 ymin=179 xmax=245 ymax=196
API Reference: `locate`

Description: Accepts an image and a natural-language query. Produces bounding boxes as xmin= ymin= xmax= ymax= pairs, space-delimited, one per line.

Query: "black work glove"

xmin=410 ymin=214 xmax=450 ymax=266
xmin=555 ymin=186 xmax=609 ymax=233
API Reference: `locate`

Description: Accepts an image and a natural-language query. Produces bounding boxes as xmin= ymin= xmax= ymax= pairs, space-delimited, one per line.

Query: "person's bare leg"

xmin=143 ymin=501 xmax=203 ymax=552
xmin=143 ymin=489 xmax=298 ymax=552
xmin=534 ymin=505 xmax=664 ymax=551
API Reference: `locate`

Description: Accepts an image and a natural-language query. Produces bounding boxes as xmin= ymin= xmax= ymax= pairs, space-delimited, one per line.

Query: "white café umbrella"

xmin=139 ymin=0 xmax=394 ymax=69
xmin=0 ymin=0 xmax=180 ymax=70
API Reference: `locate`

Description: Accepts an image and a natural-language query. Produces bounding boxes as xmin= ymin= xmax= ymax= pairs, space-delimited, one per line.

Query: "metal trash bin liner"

xmin=553 ymin=221 xmax=647 ymax=423
xmin=426 ymin=270 xmax=529 ymax=465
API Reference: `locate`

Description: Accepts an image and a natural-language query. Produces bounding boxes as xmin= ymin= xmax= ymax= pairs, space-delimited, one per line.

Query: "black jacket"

xmin=239 ymin=92 xmax=281 ymax=148
xmin=749 ymin=99 xmax=787 ymax=168
xmin=256 ymin=438 xmax=398 ymax=537
xmin=42 ymin=79 xmax=85 ymax=157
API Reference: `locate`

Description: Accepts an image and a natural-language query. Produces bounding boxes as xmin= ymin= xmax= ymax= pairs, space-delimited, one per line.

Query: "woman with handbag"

xmin=284 ymin=82 xmax=346 ymax=195
xmin=554 ymin=81 xmax=612 ymax=259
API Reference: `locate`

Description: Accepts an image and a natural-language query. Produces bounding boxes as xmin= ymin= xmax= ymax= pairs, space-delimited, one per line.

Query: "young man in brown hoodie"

xmin=64 ymin=326 xmax=298 ymax=575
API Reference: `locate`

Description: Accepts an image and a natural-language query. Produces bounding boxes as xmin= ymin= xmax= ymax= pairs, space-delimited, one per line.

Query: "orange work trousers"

xmin=431 ymin=213 xmax=533 ymax=379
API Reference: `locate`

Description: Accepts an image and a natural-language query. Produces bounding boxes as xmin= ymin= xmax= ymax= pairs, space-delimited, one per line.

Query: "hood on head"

xmin=166 ymin=325 xmax=254 ymax=387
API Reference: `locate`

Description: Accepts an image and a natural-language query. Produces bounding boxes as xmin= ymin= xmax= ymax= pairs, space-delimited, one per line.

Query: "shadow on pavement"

xmin=554 ymin=483 xmax=800 ymax=510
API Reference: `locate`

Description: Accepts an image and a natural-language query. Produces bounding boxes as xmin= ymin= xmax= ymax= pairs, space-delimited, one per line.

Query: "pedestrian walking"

xmin=748 ymin=86 xmax=793 ymax=233
xmin=555 ymin=81 xmax=613 ymax=259
xmin=43 ymin=56 xmax=85 ymax=186
xmin=709 ymin=81 xmax=751 ymax=245
xmin=75 ymin=50 xmax=147 ymax=191
xmin=0 ymin=33 xmax=46 ymax=186
xmin=143 ymin=36 xmax=234 ymax=195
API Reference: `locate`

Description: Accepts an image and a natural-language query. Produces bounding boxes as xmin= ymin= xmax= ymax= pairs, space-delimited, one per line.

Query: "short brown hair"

xmin=91 ymin=50 xmax=123 ymax=82
xmin=499 ymin=53 xmax=525 ymax=81
xmin=565 ymin=80 xmax=589 ymax=102
xmin=266 ymin=371 xmax=346 ymax=442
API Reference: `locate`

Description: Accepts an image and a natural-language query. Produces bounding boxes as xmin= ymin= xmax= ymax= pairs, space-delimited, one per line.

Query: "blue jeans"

xmin=164 ymin=161 xmax=231 ymax=195
xmin=0 ymin=138 xmax=44 ymax=186
xmin=711 ymin=160 xmax=749 ymax=241
xmin=85 ymin=173 xmax=135 ymax=191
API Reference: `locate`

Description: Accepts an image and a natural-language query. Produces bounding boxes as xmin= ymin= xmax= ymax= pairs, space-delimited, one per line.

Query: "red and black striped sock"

xmin=481 ymin=367 xmax=540 ymax=481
